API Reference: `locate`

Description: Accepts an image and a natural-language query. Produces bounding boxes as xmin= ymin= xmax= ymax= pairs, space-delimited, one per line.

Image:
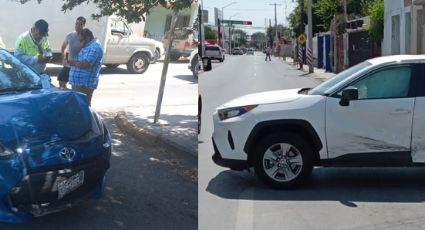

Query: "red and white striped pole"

xmin=307 ymin=48 xmax=313 ymax=67
xmin=298 ymin=44 xmax=303 ymax=64
xmin=307 ymin=0 xmax=314 ymax=73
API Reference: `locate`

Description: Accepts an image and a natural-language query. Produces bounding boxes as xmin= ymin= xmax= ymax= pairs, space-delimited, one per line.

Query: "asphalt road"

xmin=0 ymin=112 xmax=197 ymax=230
xmin=199 ymin=53 xmax=425 ymax=230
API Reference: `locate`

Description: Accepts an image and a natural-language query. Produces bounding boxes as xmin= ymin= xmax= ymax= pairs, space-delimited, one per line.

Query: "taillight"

xmin=184 ymin=41 xmax=190 ymax=49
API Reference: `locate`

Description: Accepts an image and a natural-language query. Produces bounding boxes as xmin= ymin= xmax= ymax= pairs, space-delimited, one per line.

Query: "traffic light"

xmin=243 ymin=21 xmax=252 ymax=25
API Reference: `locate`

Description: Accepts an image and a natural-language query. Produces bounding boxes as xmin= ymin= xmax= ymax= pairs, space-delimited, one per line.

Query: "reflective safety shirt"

xmin=14 ymin=31 xmax=50 ymax=73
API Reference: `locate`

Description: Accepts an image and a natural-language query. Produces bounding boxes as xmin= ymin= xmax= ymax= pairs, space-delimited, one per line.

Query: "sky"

xmin=200 ymin=0 xmax=296 ymax=34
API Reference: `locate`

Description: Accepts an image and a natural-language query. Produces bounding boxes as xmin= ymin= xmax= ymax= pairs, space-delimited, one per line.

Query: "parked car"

xmin=232 ymin=47 xmax=243 ymax=55
xmin=246 ymin=48 xmax=254 ymax=55
xmin=162 ymin=27 xmax=197 ymax=61
xmin=0 ymin=49 xmax=111 ymax=223
xmin=212 ymin=55 xmax=425 ymax=189
xmin=204 ymin=45 xmax=225 ymax=62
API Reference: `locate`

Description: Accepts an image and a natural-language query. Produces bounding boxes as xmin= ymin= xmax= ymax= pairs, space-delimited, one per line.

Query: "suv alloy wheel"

xmin=254 ymin=132 xmax=314 ymax=189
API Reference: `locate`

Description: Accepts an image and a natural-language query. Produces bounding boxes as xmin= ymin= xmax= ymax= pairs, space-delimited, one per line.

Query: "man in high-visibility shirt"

xmin=14 ymin=19 xmax=51 ymax=74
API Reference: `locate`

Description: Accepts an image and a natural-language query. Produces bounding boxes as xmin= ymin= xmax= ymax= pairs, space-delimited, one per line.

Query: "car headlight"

xmin=0 ymin=144 xmax=15 ymax=159
xmin=218 ymin=105 xmax=258 ymax=121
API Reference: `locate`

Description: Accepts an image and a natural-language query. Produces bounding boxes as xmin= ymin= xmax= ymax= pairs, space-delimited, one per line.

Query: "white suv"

xmin=212 ymin=55 xmax=425 ymax=188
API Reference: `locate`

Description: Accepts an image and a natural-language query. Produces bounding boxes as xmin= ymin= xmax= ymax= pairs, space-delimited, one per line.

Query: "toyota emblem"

xmin=59 ymin=147 xmax=76 ymax=161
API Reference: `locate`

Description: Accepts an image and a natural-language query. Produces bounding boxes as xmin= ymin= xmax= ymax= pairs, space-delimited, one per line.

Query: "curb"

xmin=114 ymin=112 xmax=197 ymax=158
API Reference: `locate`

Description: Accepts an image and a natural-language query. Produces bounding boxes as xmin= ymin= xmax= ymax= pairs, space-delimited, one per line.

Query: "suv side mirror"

xmin=202 ymin=57 xmax=212 ymax=72
xmin=340 ymin=87 xmax=358 ymax=106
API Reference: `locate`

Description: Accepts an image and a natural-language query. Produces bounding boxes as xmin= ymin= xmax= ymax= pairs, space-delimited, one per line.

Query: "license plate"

xmin=58 ymin=170 xmax=84 ymax=200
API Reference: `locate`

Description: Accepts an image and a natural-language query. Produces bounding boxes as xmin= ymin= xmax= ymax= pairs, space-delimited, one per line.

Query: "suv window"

xmin=344 ymin=66 xmax=412 ymax=99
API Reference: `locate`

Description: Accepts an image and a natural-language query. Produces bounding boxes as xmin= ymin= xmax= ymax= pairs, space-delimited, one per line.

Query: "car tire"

xmin=253 ymin=132 xmax=313 ymax=189
xmin=127 ymin=52 xmax=150 ymax=74
xmin=105 ymin=64 xmax=119 ymax=69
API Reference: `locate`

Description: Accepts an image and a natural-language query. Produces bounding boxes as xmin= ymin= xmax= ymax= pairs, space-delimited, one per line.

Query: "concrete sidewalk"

xmin=283 ymin=57 xmax=335 ymax=82
xmin=115 ymin=104 xmax=198 ymax=158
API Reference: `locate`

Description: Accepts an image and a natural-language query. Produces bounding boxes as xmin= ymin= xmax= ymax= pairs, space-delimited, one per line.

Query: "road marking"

xmin=235 ymin=189 xmax=254 ymax=230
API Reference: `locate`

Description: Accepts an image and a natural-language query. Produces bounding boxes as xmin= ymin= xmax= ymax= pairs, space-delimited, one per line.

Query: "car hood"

xmin=219 ymin=88 xmax=303 ymax=109
xmin=128 ymin=36 xmax=156 ymax=49
xmin=0 ymin=89 xmax=91 ymax=145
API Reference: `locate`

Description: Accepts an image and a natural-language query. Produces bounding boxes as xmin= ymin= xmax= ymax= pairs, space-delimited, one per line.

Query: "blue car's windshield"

xmin=0 ymin=49 xmax=42 ymax=93
xmin=308 ymin=62 xmax=371 ymax=95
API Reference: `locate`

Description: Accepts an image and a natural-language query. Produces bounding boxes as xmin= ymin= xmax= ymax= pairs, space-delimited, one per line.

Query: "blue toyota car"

xmin=0 ymin=49 xmax=111 ymax=223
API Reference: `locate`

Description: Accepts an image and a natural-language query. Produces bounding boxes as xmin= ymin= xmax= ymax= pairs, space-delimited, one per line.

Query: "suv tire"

xmin=253 ymin=132 xmax=313 ymax=189
xmin=127 ymin=52 xmax=150 ymax=74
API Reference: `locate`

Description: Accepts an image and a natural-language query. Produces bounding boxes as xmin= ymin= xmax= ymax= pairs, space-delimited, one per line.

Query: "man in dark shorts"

xmin=58 ymin=16 xmax=86 ymax=88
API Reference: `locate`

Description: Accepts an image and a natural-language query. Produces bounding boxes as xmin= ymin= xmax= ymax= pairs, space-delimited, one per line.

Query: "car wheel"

xmin=127 ymin=52 xmax=150 ymax=74
xmin=105 ymin=64 xmax=119 ymax=69
xmin=253 ymin=132 xmax=313 ymax=189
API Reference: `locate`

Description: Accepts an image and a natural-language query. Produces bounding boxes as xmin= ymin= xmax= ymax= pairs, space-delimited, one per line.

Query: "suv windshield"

xmin=0 ymin=49 xmax=42 ymax=93
xmin=308 ymin=62 xmax=371 ymax=95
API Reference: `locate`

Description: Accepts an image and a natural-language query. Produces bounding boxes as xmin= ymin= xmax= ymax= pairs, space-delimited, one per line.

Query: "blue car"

xmin=0 ymin=49 xmax=111 ymax=223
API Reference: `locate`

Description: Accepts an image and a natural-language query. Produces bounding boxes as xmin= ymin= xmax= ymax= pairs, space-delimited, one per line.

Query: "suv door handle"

xmin=390 ymin=109 xmax=411 ymax=115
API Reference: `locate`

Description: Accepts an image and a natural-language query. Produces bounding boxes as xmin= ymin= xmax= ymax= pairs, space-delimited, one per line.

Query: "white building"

xmin=383 ymin=0 xmax=425 ymax=55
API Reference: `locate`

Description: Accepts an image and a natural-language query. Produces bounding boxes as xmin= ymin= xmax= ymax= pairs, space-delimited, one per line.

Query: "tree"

xmin=19 ymin=0 xmax=195 ymax=23
xmin=204 ymin=26 xmax=217 ymax=40
xmin=249 ymin=32 xmax=266 ymax=49
xmin=232 ymin=29 xmax=248 ymax=47
xmin=288 ymin=0 xmax=377 ymax=36
xmin=366 ymin=0 xmax=384 ymax=44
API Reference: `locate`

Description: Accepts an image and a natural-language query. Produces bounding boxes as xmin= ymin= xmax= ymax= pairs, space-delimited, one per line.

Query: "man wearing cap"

xmin=14 ymin=19 xmax=51 ymax=74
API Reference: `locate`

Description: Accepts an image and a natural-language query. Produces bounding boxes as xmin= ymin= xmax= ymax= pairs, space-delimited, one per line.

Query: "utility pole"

xmin=269 ymin=3 xmax=282 ymax=52
xmin=154 ymin=11 xmax=178 ymax=123
xmin=307 ymin=0 xmax=313 ymax=73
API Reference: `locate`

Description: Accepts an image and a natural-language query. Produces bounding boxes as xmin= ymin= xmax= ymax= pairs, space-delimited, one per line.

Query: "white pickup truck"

xmin=0 ymin=0 xmax=160 ymax=74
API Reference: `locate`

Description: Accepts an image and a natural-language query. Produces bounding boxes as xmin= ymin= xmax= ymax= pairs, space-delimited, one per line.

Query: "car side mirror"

xmin=202 ymin=57 xmax=212 ymax=72
xmin=339 ymin=87 xmax=358 ymax=106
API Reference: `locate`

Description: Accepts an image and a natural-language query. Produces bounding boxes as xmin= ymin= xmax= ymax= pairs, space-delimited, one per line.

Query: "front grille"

xmin=4 ymin=155 xmax=109 ymax=215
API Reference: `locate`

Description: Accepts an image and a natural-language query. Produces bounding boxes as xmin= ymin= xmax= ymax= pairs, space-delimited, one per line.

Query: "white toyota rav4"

xmin=212 ymin=55 xmax=425 ymax=189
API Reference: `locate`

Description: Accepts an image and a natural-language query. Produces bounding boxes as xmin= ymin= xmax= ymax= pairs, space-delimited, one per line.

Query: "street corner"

xmin=114 ymin=110 xmax=198 ymax=157
xmin=114 ymin=111 xmax=160 ymax=146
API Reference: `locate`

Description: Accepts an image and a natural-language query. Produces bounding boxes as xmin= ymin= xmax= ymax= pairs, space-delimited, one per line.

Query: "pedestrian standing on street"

xmin=14 ymin=19 xmax=51 ymax=74
xmin=58 ymin=16 xmax=86 ymax=88
xmin=68 ymin=29 xmax=103 ymax=106
xmin=265 ymin=46 xmax=271 ymax=61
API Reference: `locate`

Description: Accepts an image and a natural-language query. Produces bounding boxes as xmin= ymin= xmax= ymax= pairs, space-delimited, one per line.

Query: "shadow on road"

xmin=206 ymin=167 xmax=425 ymax=206
xmin=173 ymin=74 xmax=197 ymax=84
